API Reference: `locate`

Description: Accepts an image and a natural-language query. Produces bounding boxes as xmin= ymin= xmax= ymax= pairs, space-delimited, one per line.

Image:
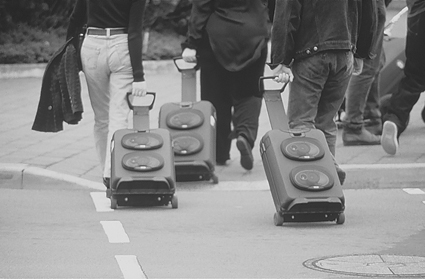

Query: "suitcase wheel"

xmin=290 ymin=165 xmax=334 ymax=191
xmin=172 ymin=133 xmax=204 ymax=155
xmin=274 ymin=212 xmax=284 ymax=226
xmin=121 ymin=133 xmax=163 ymax=150
xmin=166 ymin=109 xmax=204 ymax=130
xmin=336 ymin=212 xmax=345 ymax=225
xmin=212 ymin=174 xmax=219 ymax=184
xmin=111 ymin=197 xmax=118 ymax=209
xmin=122 ymin=152 xmax=164 ymax=172
xmin=171 ymin=195 xmax=178 ymax=209
xmin=281 ymin=137 xmax=325 ymax=161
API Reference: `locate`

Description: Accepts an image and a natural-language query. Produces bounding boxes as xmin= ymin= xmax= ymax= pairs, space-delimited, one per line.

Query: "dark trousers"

xmin=198 ymin=42 xmax=267 ymax=163
xmin=384 ymin=5 xmax=425 ymax=136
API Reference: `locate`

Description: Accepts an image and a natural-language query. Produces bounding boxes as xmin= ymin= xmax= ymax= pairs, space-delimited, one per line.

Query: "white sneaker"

xmin=381 ymin=121 xmax=398 ymax=155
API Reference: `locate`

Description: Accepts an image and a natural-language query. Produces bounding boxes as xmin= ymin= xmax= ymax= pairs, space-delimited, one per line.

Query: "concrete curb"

xmin=0 ymin=163 xmax=104 ymax=191
xmin=2 ymin=162 xmax=425 ymax=192
xmin=0 ymin=60 xmax=176 ymax=79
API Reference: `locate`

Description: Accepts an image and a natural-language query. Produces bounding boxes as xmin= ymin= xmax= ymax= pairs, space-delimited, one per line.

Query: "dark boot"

xmin=342 ymin=123 xmax=381 ymax=146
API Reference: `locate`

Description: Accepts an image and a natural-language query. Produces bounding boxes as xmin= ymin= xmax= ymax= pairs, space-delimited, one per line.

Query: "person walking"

xmin=381 ymin=0 xmax=425 ymax=155
xmin=342 ymin=0 xmax=389 ymax=145
xmin=181 ymin=0 xmax=274 ymax=171
xmin=66 ymin=0 xmax=148 ymax=188
xmin=270 ymin=0 xmax=377 ymax=184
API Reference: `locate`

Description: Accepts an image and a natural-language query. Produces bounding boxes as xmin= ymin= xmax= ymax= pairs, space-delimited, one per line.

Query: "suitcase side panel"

xmin=260 ymin=129 xmax=345 ymax=214
xmin=159 ymin=101 xmax=216 ymax=166
xmin=111 ymin=128 xmax=176 ymax=193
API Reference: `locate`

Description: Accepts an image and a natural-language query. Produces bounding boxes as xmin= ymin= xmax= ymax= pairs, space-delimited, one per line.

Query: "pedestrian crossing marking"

xmin=100 ymin=221 xmax=130 ymax=243
xmin=115 ymin=255 xmax=147 ymax=279
xmin=403 ymin=188 xmax=425 ymax=195
xmin=90 ymin=192 xmax=114 ymax=212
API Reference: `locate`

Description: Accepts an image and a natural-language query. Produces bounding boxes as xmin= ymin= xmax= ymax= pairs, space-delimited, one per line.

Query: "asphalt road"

xmin=1 ymin=183 xmax=425 ymax=278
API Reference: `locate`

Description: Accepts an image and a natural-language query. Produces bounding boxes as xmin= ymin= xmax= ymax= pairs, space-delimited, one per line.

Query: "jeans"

xmin=384 ymin=5 xmax=425 ymax=136
xmin=345 ymin=0 xmax=386 ymax=126
xmin=81 ymin=34 xmax=134 ymax=178
xmin=288 ymin=50 xmax=354 ymax=156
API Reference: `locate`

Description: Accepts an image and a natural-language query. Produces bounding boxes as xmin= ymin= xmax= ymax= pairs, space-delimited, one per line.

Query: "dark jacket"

xmin=270 ymin=0 xmax=377 ymax=67
xmin=32 ymin=38 xmax=83 ymax=132
xmin=182 ymin=0 xmax=273 ymax=71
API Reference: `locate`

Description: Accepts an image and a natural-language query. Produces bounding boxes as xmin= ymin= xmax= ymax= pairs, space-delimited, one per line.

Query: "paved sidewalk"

xmin=1 ymin=6 xmax=424 ymax=191
xmin=1 ymin=62 xmax=425 ymax=191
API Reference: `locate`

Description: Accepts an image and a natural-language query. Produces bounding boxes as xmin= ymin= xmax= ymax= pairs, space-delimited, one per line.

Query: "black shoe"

xmin=103 ymin=177 xmax=110 ymax=189
xmin=236 ymin=136 xmax=253 ymax=170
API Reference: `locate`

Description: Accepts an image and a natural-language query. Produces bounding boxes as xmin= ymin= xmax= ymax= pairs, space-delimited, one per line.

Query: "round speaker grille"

xmin=281 ymin=138 xmax=325 ymax=161
xmin=121 ymin=133 xmax=163 ymax=150
xmin=172 ymin=133 xmax=204 ymax=155
xmin=122 ymin=152 xmax=164 ymax=172
xmin=290 ymin=165 xmax=334 ymax=191
xmin=166 ymin=109 xmax=204 ymax=130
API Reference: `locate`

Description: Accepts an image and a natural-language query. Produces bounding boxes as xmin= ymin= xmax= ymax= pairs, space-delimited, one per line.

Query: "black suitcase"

xmin=107 ymin=93 xmax=178 ymax=209
xmin=159 ymin=57 xmax=218 ymax=183
xmin=258 ymin=77 xmax=345 ymax=226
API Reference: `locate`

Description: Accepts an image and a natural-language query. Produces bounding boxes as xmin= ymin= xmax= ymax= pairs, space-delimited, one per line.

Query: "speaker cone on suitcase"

xmin=281 ymin=138 xmax=325 ymax=161
xmin=290 ymin=165 xmax=334 ymax=191
xmin=166 ymin=109 xmax=204 ymax=130
xmin=122 ymin=152 xmax=164 ymax=172
xmin=172 ymin=132 xmax=204 ymax=155
xmin=121 ymin=133 xmax=164 ymax=150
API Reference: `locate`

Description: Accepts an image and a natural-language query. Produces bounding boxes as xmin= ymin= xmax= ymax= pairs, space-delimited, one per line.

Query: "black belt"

xmin=87 ymin=28 xmax=127 ymax=36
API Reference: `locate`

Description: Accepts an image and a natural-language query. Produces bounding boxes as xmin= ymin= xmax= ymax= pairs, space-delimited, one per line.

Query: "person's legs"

xmin=199 ymin=42 xmax=232 ymax=164
xmin=343 ymin=56 xmax=381 ymax=145
xmin=343 ymin=0 xmax=386 ymax=144
xmin=81 ymin=35 xmax=111 ymax=178
xmin=104 ymin=35 xmax=134 ymax=179
xmin=230 ymin=46 xmax=267 ymax=170
xmin=382 ymin=8 xmax=425 ymax=154
xmin=315 ymin=51 xmax=353 ymax=156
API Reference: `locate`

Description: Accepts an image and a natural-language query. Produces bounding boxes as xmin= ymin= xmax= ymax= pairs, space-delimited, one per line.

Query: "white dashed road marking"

xmin=100 ymin=221 xmax=130 ymax=243
xmin=90 ymin=192 xmax=114 ymax=212
xmin=403 ymin=188 xmax=425 ymax=195
xmin=115 ymin=255 xmax=147 ymax=279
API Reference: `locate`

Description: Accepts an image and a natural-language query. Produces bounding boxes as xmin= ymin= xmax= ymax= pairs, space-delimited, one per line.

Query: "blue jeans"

xmin=288 ymin=50 xmax=354 ymax=156
xmin=384 ymin=4 xmax=425 ymax=136
xmin=81 ymin=34 xmax=134 ymax=178
xmin=345 ymin=0 xmax=386 ymax=125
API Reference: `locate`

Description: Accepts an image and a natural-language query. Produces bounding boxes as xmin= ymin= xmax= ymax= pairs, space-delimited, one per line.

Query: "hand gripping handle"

xmin=258 ymin=76 xmax=289 ymax=96
xmin=173 ymin=56 xmax=200 ymax=72
xmin=126 ymin=92 xmax=156 ymax=110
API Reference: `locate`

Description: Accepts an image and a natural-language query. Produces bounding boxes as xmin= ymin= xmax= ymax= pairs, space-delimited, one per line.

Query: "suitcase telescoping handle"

xmin=259 ymin=76 xmax=290 ymax=131
xmin=126 ymin=92 xmax=156 ymax=110
xmin=173 ymin=56 xmax=199 ymax=102
xmin=126 ymin=92 xmax=156 ymax=131
xmin=173 ymin=56 xmax=200 ymax=72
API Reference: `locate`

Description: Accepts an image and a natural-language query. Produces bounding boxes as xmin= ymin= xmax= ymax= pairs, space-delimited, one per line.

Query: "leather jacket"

xmin=270 ymin=0 xmax=377 ymax=67
xmin=32 ymin=38 xmax=83 ymax=132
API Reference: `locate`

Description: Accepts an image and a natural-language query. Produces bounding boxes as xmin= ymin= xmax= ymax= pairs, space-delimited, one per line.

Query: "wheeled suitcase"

xmin=258 ymin=77 xmax=345 ymax=226
xmin=107 ymin=93 xmax=178 ymax=209
xmin=159 ymin=57 xmax=218 ymax=183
